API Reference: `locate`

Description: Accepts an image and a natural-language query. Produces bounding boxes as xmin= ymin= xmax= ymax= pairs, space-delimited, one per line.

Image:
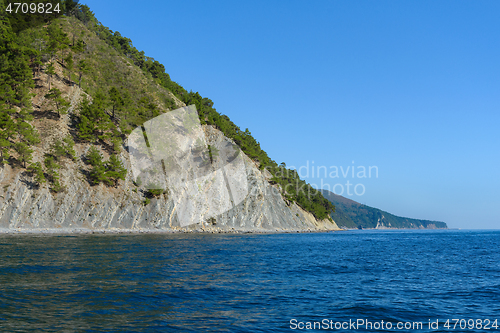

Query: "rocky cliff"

xmin=0 ymin=85 xmax=339 ymax=233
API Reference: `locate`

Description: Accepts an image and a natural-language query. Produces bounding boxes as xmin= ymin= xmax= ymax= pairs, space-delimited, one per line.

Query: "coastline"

xmin=0 ymin=226 xmax=449 ymax=235
xmin=0 ymin=227 xmax=340 ymax=235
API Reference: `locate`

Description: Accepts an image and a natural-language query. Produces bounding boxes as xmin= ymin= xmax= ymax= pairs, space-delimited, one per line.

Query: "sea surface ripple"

xmin=0 ymin=229 xmax=499 ymax=332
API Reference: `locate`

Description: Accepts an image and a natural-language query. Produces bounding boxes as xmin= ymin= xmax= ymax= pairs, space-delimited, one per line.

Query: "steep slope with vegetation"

xmin=0 ymin=0 xmax=337 ymax=231
xmin=321 ymin=190 xmax=447 ymax=229
xmin=67 ymin=4 xmax=335 ymax=221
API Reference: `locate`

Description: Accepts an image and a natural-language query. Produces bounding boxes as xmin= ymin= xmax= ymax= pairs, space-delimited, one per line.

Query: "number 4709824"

xmin=444 ymin=319 xmax=498 ymax=330
xmin=5 ymin=2 xmax=61 ymax=14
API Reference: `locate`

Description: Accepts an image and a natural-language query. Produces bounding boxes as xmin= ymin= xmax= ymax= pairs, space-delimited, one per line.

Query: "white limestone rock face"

xmin=0 ymin=125 xmax=339 ymax=233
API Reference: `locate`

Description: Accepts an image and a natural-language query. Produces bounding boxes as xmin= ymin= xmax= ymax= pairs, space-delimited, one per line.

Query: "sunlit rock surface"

xmin=0 ymin=124 xmax=339 ymax=233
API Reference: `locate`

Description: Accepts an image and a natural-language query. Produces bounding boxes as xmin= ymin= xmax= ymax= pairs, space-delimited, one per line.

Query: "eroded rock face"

xmin=0 ymin=126 xmax=339 ymax=233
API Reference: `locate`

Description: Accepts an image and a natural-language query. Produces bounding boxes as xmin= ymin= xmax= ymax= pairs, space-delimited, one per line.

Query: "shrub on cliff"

xmin=104 ymin=154 xmax=127 ymax=186
xmin=27 ymin=162 xmax=45 ymax=185
xmin=86 ymin=146 xmax=126 ymax=186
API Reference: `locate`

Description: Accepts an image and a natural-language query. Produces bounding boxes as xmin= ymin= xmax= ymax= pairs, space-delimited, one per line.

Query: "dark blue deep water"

xmin=1 ymin=230 xmax=499 ymax=332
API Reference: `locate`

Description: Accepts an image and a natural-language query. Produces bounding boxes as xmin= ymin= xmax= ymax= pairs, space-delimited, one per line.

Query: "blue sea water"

xmin=0 ymin=229 xmax=499 ymax=332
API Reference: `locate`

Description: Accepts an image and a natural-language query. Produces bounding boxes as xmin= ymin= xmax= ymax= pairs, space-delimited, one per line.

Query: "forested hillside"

xmin=0 ymin=0 xmax=335 ymax=220
xmin=321 ymin=190 xmax=447 ymax=229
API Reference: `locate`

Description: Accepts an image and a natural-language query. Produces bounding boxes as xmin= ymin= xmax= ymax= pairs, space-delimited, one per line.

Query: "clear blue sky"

xmin=82 ymin=0 xmax=500 ymax=229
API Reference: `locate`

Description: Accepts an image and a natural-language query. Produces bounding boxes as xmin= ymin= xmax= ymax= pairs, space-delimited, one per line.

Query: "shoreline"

xmin=0 ymin=227 xmax=449 ymax=235
xmin=0 ymin=227 xmax=340 ymax=235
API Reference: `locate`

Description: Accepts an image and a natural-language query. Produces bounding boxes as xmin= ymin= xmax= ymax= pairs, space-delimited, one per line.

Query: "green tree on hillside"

xmin=63 ymin=135 xmax=77 ymax=161
xmin=0 ymin=134 xmax=11 ymax=164
xmin=14 ymin=118 xmax=40 ymax=168
xmin=64 ymin=53 xmax=74 ymax=83
xmin=17 ymin=28 xmax=49 ymax=77
xmin=73 ymin=39 xmax=85 ymax=54
xmin=77 ymin=95 xmax=114 ymax=141
xmin=85 ymin=147 xmax=126 ymax=186
xmin=39 ymin=137 xmax=76 ymax=190
xmin=0 ymin=103 xmax=16 ymax=164
xmin=86 ymin=146 xmax=106 ymax=185
xmin=45 ymin=88 xmax=70 ymax=116
xmin=17 ymin=121 xmax=40 ymax=146
xmin=0 ymin=105 xmax=16 ymax=141
xmin=47 ymin=23 xmax=69 ymax=63
xmin=87 ymin=146 xmax=102 ymax=166
xmin=77 ymin=59 xmax=88 ymax=88
xmin=50 ymin=140 xmax=66 ymax=159
xmin=27 ymin=162 xmax=45 ymax=185
xmin=0 ymin=85 xmax=18 ymax=107
xmin=14 ymin=142 xmax=33 ymax=168
xmin=13 ymin=120 xmax=39 ymax=168
xmin=77 ymin=114 xmax=94 ymax=141
xmin=44 ymin=155 xmax=63 ymax=192
xmin=45 ymin=62 xmax=55 ymax=90
xmin=0 ymin=14 xmax=34 ymax=107
xmin=104 ymin=154 xmax=126 ymax=186
xmin=49 ymin=137 xmax=76 ymax=162
xmin=108 ymin=87 xmax=124 ymax=119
